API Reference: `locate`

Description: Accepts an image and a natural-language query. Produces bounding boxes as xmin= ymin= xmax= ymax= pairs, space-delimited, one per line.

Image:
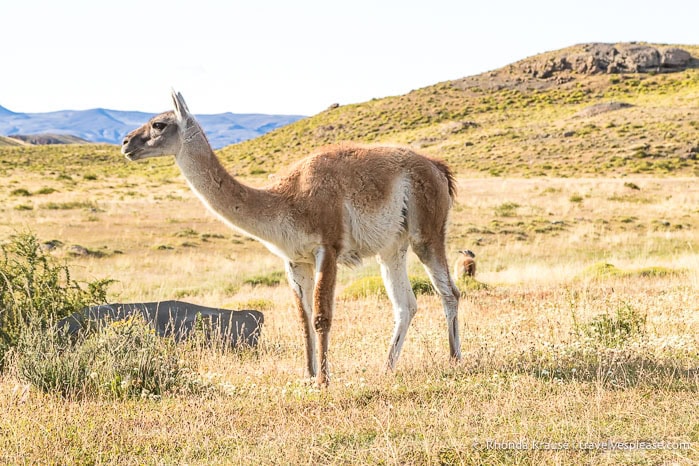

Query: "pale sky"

xmin=1 ymin=0 xmax=697 ymax=116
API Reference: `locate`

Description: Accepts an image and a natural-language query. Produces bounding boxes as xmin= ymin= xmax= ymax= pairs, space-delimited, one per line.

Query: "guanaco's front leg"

xmin=313 ymin=247 xmax=337 ymax=386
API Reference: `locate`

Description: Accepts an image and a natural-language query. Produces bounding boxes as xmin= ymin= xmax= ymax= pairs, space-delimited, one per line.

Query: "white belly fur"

xmin=340 ymin=177 xmax=409 ymax=265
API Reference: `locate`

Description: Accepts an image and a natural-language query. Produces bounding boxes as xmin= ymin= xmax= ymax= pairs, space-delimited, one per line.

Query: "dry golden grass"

xmin=1 ymin=167 xmax=698 ymax=464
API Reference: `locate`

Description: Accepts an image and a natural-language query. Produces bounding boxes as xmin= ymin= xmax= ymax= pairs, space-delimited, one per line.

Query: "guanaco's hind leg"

xmin=378 ymin=243 xmax=418 ymax=370
xmin=413 ymin=241 xmax=462 ymax=361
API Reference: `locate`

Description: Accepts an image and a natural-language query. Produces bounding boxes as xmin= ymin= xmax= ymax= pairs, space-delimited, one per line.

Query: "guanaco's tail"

xmin=430 ymin=158 xmax=457 ymax=200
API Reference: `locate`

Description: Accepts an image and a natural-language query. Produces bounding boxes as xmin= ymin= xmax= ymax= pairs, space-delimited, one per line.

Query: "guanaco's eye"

xmin=152 ymin=122 xmax=167 ymax=131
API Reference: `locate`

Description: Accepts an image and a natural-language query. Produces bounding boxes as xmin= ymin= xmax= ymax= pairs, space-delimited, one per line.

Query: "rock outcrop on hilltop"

xmin=518 ymin=43 xmax=694 ymax=78
xmin=451 ymin=43 xmax=696 ymax=94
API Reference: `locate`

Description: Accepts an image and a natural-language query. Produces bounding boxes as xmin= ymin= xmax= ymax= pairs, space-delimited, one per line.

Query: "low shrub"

xmin=574 ymin=302 xmax=646 ymax=348
xmin=494 ymin=202 xmax=520 ymax=217
xmin=341 ymin=275 xmax=436 ymax=300
xmin=10 ymin=188 xmax=31 ymax=197
xmin=581 ymin=262 xmax=623 ymax=278
xmin=0 ymin=233 xmax=112 ymax=370
xmin=409 ymin=276 xmax=434 ymax=295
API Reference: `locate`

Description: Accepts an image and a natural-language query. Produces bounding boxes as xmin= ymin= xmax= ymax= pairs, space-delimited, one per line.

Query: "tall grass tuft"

xmin=14 ymin=315 xmax=207 ymax=399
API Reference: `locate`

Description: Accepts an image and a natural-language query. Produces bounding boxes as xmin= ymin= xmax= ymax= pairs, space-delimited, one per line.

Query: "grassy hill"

xmin=218 ymin=42 xmax=699 ymax=177
xmin=1 ymin=43 xmax=697 ymax=179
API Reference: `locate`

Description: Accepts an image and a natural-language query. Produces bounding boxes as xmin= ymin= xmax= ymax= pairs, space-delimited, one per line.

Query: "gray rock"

xmin=41 ymin=239 xmax=64 ymax=251
xmin=617 ymin=44 xmax=661 ymax=71
xmin=58 ymin=300 xmax=264 ymax=348
xmin=67 ymin=245 xmax=90 ymax=256
xmin=519 ymin=43 xmax=694 ymax=78
xmin=574 ymin=102 xmax=633 ymax=118
xmin=661 ymin=47 xmax=692 ymax=67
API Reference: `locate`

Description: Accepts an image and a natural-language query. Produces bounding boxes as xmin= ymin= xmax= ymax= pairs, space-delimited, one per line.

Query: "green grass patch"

xmin=229 ymin=298 xmax=275 ymax=311
xmin=581 ymin=262 xmax=623 ymax=278
xmin=10 ymin=188 xmax=31 ymax=197
xmin=341 ymin=275 xmax=437 ymax=300
xmin=174 ymin=228 xmax=199 ymax=238
xmin=41 ymin=201 xmax=99 ymax=210
xmin=494 ymin=202 xmax=520 ymax=217
xmin=456 ymin=276 xmax=490 ymax=293
xmin=608 ymin=193 xmax=655 ymax=203
xmin=243 ymin=270 xmax=286 ymax=287
xmin=580 ymin=262 xmax=684 ymax=280
xmin=35 ymin=187 xmax=58 ymax=195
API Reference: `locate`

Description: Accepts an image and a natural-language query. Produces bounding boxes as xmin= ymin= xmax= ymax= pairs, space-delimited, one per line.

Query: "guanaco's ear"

xmin=171 ymin=89 xmax=191 ymax=123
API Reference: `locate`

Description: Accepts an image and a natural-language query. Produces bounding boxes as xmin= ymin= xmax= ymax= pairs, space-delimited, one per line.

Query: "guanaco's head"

xmin=121 ymin=90 xmax=196 ymax=161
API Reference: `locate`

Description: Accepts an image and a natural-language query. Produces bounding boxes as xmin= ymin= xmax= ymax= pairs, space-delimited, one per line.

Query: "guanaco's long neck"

xmin=174 ymin=127 xmax=285 ymax=244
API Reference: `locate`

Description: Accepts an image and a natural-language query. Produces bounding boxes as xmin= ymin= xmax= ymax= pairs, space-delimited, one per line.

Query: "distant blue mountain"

xmin=0 ymin=105 xmax=18 ymax=117
xmin=0 ymin=105 xmax=305 ymax=149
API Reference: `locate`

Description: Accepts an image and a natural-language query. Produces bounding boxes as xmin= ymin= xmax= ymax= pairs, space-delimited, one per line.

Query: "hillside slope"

xmin=5 ymin=134 xmax=90 ymax=145
xmin=0 ymin=136 xmax=26 ymax=146
xmin=219 ymin=43 xmax=699 ymax=177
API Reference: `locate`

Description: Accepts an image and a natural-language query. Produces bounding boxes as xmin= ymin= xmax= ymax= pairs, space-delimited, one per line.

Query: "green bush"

xmin=575 ymin=303 xmax=646 ymax=347
xmin=409 ymin=276 xmax=434 ymax=295
xmin=0 ymin=232 xmax=112 ymax=370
